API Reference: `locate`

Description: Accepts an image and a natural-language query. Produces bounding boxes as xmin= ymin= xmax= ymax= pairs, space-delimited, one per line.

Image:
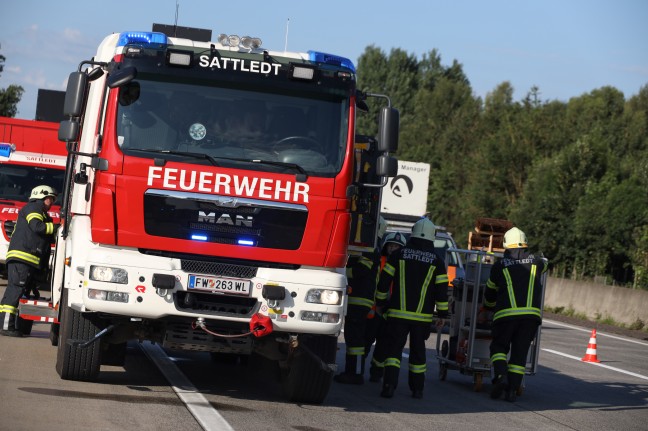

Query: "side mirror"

xmin=377 ymin=107 xmax=399 ymax=153
xmin=107 ymin=66 xmax=137 ymax=89
xmin=63 ymin=72 xmax=88 ymax=117
xmin=376 ymin=155 xmax=398 ymax=177
xmin=58 ymin=119 xmax=80 ymax=143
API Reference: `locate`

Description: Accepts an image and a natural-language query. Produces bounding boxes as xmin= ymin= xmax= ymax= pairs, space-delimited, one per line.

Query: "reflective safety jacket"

xmin=346 ymin=249 xmax=380 ymax=310
xmin=375 ymin=237 xmax=449 ymax=323
xmin=6 ymin=199 xmax=57 ymax=269
xmin=483 ymin=248 xmax=548 ymax=323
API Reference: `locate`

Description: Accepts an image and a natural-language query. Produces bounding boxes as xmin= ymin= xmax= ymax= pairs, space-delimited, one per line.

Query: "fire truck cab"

xmin=49 ymin=25 xmax=398 ymax=403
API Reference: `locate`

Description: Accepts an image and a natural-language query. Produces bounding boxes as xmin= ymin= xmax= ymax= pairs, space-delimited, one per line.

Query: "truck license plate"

xmin=188 ymin=275 xmax=251 ymax=295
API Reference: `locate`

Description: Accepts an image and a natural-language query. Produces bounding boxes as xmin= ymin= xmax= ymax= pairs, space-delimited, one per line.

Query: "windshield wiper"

xmin=126 ymin=149 xmax=219 ymax=167
xmin=214 ymin=156 xmax=308 ymax=178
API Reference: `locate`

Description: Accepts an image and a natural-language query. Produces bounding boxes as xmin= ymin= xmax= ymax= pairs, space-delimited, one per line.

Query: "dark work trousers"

xmin=342 ymin=305 xmax=370 ymax=374
xmin=0 ymin=262 xmax=35 ymax=330
xmin=366 ymin=314 xmax=388 ymax=378
xmin=382 ymin=319 xmax=430 ymax=392
xmin=490 ymin=318 xmax=540 ymax=390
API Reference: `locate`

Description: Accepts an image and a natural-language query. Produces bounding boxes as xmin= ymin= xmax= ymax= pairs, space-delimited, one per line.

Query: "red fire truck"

xmin=0 ymin=117 xmax=65 ymax=277
xmin=37 ymin=25 xmax=398 ymax=403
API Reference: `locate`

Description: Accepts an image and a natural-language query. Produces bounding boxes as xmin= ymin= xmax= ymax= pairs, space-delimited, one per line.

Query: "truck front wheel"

xmin=55 ymin=289 xmax=103 ymax=381
xmin=281 ymin=335 xmax=337 ymax=404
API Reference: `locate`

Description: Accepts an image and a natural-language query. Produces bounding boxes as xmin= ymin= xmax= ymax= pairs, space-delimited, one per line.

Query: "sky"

xmin=1 ymin=0 xmax=647 ymax=121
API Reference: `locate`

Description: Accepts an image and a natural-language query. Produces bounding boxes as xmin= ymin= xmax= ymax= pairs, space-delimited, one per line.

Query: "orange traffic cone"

xmin=581 ymin=329 xmax=601 ymax=363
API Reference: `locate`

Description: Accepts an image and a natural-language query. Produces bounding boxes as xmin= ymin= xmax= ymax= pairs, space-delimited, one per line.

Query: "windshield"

xmin=116 ymin=77 xmax=350 ymax=177
xmin=0 ymin=165 xmax=64 ymax=204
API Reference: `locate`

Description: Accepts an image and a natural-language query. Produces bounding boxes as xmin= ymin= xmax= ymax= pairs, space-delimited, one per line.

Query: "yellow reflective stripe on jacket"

xmin=348 ymin=296 xmax=374 ymax=309
xmin=416 ymin=265 xmax=435 ymax=313
xmin=527 ymin=264 xmax=537 ymax=307
xmin=436 ymin=300 xmax=449 ymax=312
xmin=375 ymin=290 xmax=388 ymax=301
xmin=383 ymin=263 xmax=395 ymax=276
xmin=358 ymin=256 xmax=373 ymax=270
xmin=46 ymin=221 xmax=55 ymax=235
xmin=386 ymin=309 xmax=435 ymax=323
xmin=399 ymin=260 xmax=406 ymax=309
xmin=503 ymin=268 xmax=517 ymax=308
xmin=0 ymin=304 xmax=18 ymax=315
xmin=26 ymin=212 xmax=45 ymax=223
xmin=435 ymin=273 xmax=449 ymax=285
xmin=6 ymin=249 xmax=40 ymax=265
xmin=493 ymin=307 xmax=541 ymax=320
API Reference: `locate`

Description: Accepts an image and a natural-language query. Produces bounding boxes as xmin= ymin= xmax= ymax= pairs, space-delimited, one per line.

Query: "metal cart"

xmin=435 ymin=248 xmax=546 ymax=393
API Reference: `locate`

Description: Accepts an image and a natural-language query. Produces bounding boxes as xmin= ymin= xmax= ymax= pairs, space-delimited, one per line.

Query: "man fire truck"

xmin=0 ymin=117 xmax=65 ymax=278
xmin=33 ymin=25 xmax=398 ymax=404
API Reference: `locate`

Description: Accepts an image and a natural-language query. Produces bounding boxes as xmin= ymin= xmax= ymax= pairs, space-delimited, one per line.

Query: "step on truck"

xmin=0 ymin=117 xmax=66 ymax=277
xmin=37 ymin=24 xmax=398 ymax=404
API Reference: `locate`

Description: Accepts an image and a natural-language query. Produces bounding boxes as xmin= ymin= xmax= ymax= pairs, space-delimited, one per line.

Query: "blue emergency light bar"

xmin=117 ymin=32 xmax=168 ymax=48
xmin=237 ymin=239 xmax=255 ymax=246
xmin=308 ymin=51 xmax=356 ymax=73
xmin=0 ymin=143 xmax=14 ymax=158
xmin=191 ymin=234 xmax=208 ymax=241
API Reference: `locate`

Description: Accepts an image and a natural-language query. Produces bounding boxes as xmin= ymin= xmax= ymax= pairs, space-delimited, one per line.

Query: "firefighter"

xmin=483 ymin=227 xmax=548 ymax=402
xmin=375 ymin=218 xmax=449 ymax=398
xmin=366 ymin=231 xmax=407 ymax=382
xmin=334 ymin=217 xmax=384 ymax=384
xmin=0 ymin=185 xmax=59 ymax=337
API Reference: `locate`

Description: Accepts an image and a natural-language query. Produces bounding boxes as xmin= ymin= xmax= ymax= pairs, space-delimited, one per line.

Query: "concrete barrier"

xmin=545 ymin=276 xmax=648 ymax=326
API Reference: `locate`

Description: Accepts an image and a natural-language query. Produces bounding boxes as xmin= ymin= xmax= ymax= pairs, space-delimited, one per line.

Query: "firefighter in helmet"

xmin=334 ymin=216 xmax=385 ymax=384
xmin=483 ymin=227 xmax=548 ymax=401
xmin=365 ymin=231 xmax=407 ymax=382
xmin=375 ymin=218 xmax=449 ymax=398
xmin=0 ymin=185 xmax=59 ymax=337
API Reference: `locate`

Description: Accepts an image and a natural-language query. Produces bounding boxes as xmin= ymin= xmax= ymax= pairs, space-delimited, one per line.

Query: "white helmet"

xmin=30 ymin=185 xmax=58 ymax=201
xmin=503 ymin=227 xmax=528 ymax=248
xmin=411 ymin=218 xmax=436 ymax=241
xmin=377 ymin=216 xmax=387 ymax=240
xmin=383 ymin=232 xmax=406 ymax=249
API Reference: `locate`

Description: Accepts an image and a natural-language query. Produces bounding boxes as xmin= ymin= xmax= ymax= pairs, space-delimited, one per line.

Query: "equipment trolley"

xmin=435 ymin=248 xmax=546 ymax=392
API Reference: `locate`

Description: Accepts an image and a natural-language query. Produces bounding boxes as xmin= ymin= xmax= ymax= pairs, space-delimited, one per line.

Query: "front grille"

xmin=175 ymin=291 xmax=259 ymax=317
xmin=180 ymin=259 xmax=258 ymax=278
xmin=3 ymin=220 xmax=15 ymax=240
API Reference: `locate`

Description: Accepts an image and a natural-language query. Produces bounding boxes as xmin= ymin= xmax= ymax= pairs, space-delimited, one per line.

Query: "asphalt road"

xmin=1 ymin=279 xmax=647 ymax=431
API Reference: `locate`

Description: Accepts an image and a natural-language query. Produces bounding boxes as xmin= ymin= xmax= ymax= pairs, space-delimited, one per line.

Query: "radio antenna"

xmin=174 ymin=0 xmax=180 ymax=35
xmin=284 ymin=18 xmax=290 ymax=51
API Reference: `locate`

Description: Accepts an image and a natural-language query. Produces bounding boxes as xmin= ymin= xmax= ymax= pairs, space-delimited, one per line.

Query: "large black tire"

xmin=281 ymin=335 xmax=337 ymax=404
xmin=55 ymin=289 xmax=103 ymax=381
xmin=101 ymin=342 xmax=127 ymax=366
xmin=49 ymin=323 xmax=60 ymax=346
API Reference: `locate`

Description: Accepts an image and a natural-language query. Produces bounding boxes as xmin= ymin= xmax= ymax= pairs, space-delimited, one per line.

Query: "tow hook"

xmin=67 ymin=324 xmax=116 ymax=348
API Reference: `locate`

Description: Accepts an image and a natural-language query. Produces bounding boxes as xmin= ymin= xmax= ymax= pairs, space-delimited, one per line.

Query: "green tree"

xmin=0 ymin=51 xmax=24 ymax=117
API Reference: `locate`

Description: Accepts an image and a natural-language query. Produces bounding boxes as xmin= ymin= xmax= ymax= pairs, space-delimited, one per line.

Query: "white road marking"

xmin=542 ymin=348 xmax=648 ymax=381
xmin=543 ymin=319 xmax=648 ymax=347
xmin=140 ymin=342 xmax=235 ymax=431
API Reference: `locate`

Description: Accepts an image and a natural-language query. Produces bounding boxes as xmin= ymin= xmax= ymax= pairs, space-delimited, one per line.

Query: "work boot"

xmin=380 ymin=384 xmax=395 ymax=398
xmin=333 ymin=373 xmax=364 ymax=385
xmin=505 ymin=386 xmax=517 ymax=402
xmin=411 ymin=390 xmax=423 ymax=399
xmin=490 ymin=375 xmax=507 ymax=399
xmin=0 ymin=329 xmax=23 ymax=337
xmin=369 ymin=365 xmax=383 ymax=382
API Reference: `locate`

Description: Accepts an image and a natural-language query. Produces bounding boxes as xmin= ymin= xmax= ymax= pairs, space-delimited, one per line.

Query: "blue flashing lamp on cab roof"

xmin=308 ymin=51 xmax=356 ymax=73
xmin=117 ymin=31 xmax=168 ymax=48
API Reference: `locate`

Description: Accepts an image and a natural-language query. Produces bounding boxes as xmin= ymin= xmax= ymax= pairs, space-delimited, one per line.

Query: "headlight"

xmin=89 ymin=265 xmax=128 ymax=284
xmin=305 ymin=289 xmax=341 ymax=305
xmin=301 ymin=311 xmax=340 ymax=323
xmin=88 ymin=289 xmax=129 ymax=303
